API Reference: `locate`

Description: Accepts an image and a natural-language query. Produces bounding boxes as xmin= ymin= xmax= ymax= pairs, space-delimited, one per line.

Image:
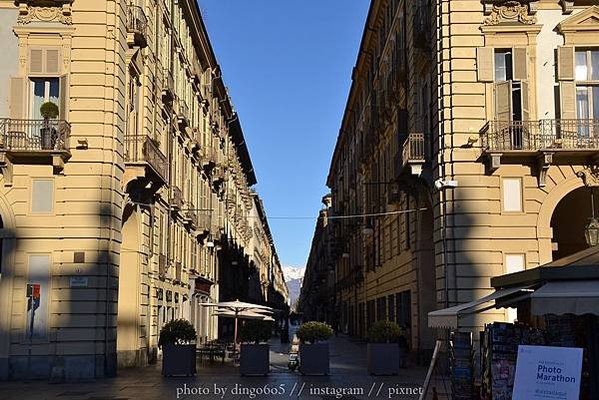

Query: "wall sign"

xmin=69 ymin=276 xmax=88 ymax=288
xmin=513 ymin=345 xmax=583 ymax=400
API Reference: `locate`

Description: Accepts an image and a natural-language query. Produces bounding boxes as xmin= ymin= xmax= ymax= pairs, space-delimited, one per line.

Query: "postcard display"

xmin=480 ymin=322 xmax=545 ymax=400
xmin=449 ymin=332 xmax=474 ymax=400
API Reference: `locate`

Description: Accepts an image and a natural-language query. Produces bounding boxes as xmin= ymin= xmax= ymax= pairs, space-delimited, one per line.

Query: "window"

xmin=30 ymin=78 xmax=59 ymax=120
xmin=502 ymin=178 xmax=523 ymax=213
xmin=575 ymin=50 xmax=599 ymax=137
xmin=32 ymin=180 xmax=54 ymax=213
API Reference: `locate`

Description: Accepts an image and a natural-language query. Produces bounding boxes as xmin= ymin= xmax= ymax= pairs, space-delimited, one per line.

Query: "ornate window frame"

xmin=15 ymin=0 xmax=74 ymax=25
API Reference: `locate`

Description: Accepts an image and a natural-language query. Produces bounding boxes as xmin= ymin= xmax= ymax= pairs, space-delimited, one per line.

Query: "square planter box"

xmin=367 ymin=343 xmax=399 ymax=376
xmin=299 ymin=343 xmax=329 ymax=376
xmin=161 ymin=344 xmax=196 ymax=377
xmin=240 ymin=344 xmax=270 ymax=376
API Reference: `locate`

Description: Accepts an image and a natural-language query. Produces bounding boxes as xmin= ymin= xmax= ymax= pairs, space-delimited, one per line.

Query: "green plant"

xmin=368 ymin=320 xmax=401 ymax=344
xmin=296 ymin=321 xmax=333 ymax=344
xmin=239 ymin=320 xmax=273 ymax=344
xmin=40 ymin=102 xmax=59 ymax=120
xmin=158 ymin=319 xmax=196 ymax=348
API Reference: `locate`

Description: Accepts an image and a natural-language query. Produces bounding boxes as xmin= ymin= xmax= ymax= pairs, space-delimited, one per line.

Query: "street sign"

xmin=69 ymin=276 xmax=88 ymax=288
xmin=513 ymin=345 xmax=583 ymax=400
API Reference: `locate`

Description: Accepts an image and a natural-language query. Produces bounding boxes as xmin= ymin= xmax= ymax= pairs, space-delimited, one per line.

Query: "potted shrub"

xmin=367 ymin=321 xmax=401 ymax=375
xmin=297 ymin=321 xmax=333 ymax=375
xmin=158 ymin=319 xmax=197 ymax=377
xmin=40 ymin=102 xmax=59 ymax=150
xmin=239 ymin=320 xmax=272 ymax=376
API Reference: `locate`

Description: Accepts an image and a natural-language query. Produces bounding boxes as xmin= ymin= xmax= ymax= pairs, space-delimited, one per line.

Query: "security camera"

xmin=434 ymin=179 xmax=459 ymax=190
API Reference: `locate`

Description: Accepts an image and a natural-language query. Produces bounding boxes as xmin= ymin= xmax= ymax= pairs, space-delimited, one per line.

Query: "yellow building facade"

xmin=0 ymin=0 xmax=286 ymax=381
xmin=322 ymin=0 xmax=599 ymax=362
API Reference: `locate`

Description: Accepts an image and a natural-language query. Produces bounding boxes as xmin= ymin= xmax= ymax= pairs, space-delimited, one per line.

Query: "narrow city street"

xmin=0 ymin=331 xmax=428 ymax=400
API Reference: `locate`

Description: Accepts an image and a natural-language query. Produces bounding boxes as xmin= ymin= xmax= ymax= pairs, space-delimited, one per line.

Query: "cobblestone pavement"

xmin=0 ymin=333 xmax=435 ymax=400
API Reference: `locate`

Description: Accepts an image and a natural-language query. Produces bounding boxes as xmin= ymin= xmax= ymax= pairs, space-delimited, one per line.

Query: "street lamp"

xmin=585 ymin=189 xmax=599 ymax=247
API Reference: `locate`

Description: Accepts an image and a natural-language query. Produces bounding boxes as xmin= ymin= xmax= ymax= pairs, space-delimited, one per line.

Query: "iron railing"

xmin=184 ymin=202 xmax=198 ymax=227
xmin=402 ymin=132 xmax=426 ymax=167
xmin=481 ymin=119 xmax=599 ymax=151
xmin=126 ymin=4 xmax=148 ymax=39
xmin=124 ymin=134 xmax=168 ymax=182
xmin=177 ymin=98 xmax=189 ymax=121
xmin=0 ymin=118 xmax=70 ymax=151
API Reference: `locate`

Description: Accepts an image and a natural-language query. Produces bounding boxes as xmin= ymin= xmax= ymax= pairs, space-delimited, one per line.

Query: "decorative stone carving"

xmin=483 ymin=1 xmax=537 ymax=26
xmin=482 ymin=0 xmax=538 ymax=15
xmin=577 ymin=168 xmax=599 ymax=188
xmin=17 ymin=2 xmax=73 ymax=25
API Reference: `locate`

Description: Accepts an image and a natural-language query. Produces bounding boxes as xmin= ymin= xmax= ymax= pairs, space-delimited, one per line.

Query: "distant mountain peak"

xmin=282 ymin=265 xmax=305 ymax=282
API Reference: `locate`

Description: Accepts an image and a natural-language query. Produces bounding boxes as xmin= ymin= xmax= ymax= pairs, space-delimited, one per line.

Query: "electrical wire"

xmin=126 ymin=200 xmax=428 ymax=221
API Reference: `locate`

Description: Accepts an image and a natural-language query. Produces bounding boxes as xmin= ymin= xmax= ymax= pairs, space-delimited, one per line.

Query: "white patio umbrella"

xmin=199 ymin=299 xmax=274 ymax=346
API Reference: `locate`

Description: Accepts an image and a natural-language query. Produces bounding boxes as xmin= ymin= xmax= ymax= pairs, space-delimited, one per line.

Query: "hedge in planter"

xmin=367 ymin=321 xmax=401 ymax=376
xmin=297 ymin=321 xmax=333 ymax=376
xmin=158 ymin=319 xmax=197 ymax=377
xmin=239 ymin=320 xmax=272 ymax=376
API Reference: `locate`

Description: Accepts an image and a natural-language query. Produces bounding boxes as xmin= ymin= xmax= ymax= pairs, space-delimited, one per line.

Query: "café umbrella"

xmin=199 ymin=300 xmax=273 ymax=346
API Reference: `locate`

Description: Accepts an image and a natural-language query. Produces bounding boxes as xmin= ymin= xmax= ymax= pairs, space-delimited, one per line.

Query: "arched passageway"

xmin=551 ymin=187 xmax=594 ymax=260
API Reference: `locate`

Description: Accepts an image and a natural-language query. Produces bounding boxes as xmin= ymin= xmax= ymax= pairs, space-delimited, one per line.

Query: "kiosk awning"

xmin=531 ymin=280 xmax=599 ymax=316
xmin=428 ymin=287 xmax=532 ymax=329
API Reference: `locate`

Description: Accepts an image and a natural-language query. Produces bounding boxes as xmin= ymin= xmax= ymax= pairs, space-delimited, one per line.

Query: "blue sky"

xmin=200 ymin=1 xmax=370 ymax=267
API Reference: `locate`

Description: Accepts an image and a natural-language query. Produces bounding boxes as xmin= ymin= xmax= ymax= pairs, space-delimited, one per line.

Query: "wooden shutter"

xmin=560 ymin=81 xmax=577 ymax=120
xmin=557 ymin=46 xmax=575 ymax=81
xmin=9 ymin=77 xmax=25 ymax=119
xmin=513 ymin=47 xmax=528 ymax=81
xmin=59 ymin=75 xmax=69 ymax=120
xmin=494 ymin=80 xmax=513 ymax=121
xmin=521 ymin=80 xmax=530 ymax=121
xmin=477 ymin=47 xmax=494 ymax=82
xmin=45 ymin=49 xmax=60 ymax=74
xmin=30 ymin=48 xmax=61 ymax=75
xmin=30 ymin=49 xmax=43 ymax=74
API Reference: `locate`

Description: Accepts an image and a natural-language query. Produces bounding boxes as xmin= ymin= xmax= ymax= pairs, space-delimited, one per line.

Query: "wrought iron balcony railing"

xmin=401 ymin=132 xmax=426 ymax=176
xmin=0 ymin=118 xmax=70 ymax=152
xmin=481 ymin=119 xmax=599 ymax=152
xmin=126 ymin=4 xmax=148 ymax=48
xmin=124 ymin=134 xmax=168 ymax=183
xmin=176 ymin=98 xmax=189 ymax=126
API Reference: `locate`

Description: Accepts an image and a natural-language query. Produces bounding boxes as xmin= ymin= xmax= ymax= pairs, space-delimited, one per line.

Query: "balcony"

xmin=124 ymin=134 xmax=168 ymax=186
xmin=201 ymin=146 xmax=217 ymax=170
xmin=176 ymin=98 xmax=189 ymax=127
xmin=126 ymin=4 xmax=148 ymax=48
xmin=481 ymin=119 xmax=599 ymax=185
xmin=170 ymin=185 xmax=183 ymax=211
xmin=184 ymin=202 xmax=198 ymax=229
xmin=158 ymin=254 xmax=168 ymax=280
xmin=398 ymin=132 xmax=426 ymax=176
xmin=161 ymin=68 xmax=175 ymax=102
xmin=0 ymin=118 xmax=71 ymax=181
xmin=196 ymin=213 xmax=211 ymax=236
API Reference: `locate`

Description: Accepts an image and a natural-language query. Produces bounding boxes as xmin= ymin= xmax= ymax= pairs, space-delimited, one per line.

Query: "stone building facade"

xmin=0 ymin=0 xmax=286 ymax=381
xmin=307 ymin=0 xmax=599 ymax=362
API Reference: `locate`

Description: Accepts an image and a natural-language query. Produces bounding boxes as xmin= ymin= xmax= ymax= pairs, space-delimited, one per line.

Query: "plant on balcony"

xmin=158 ymin=319 xmax=197 ymax=377
xmin=297 ymin=321 xmax=333 ymax=375
xmin=40 ymin=102 xmax=59 ymax=150
xmin=367 ymin=321 xmax=401 ymax=376
xmin=239 ymin=320 xmax=272 ymax=376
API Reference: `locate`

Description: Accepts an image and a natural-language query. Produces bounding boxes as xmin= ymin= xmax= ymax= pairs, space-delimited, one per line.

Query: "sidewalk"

xmin=0 ymin=334 xmax=430 ymax=400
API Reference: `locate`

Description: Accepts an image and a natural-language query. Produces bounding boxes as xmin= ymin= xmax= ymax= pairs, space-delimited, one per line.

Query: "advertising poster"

xmin=512 ymin=345 xmax=583 ymax=400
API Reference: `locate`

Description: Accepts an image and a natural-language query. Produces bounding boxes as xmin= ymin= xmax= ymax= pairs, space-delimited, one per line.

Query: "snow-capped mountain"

xmin=282 ymin=265 xmax=305 ymax=282
xmin=282 ymin=266 xmax=305 ymax=310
